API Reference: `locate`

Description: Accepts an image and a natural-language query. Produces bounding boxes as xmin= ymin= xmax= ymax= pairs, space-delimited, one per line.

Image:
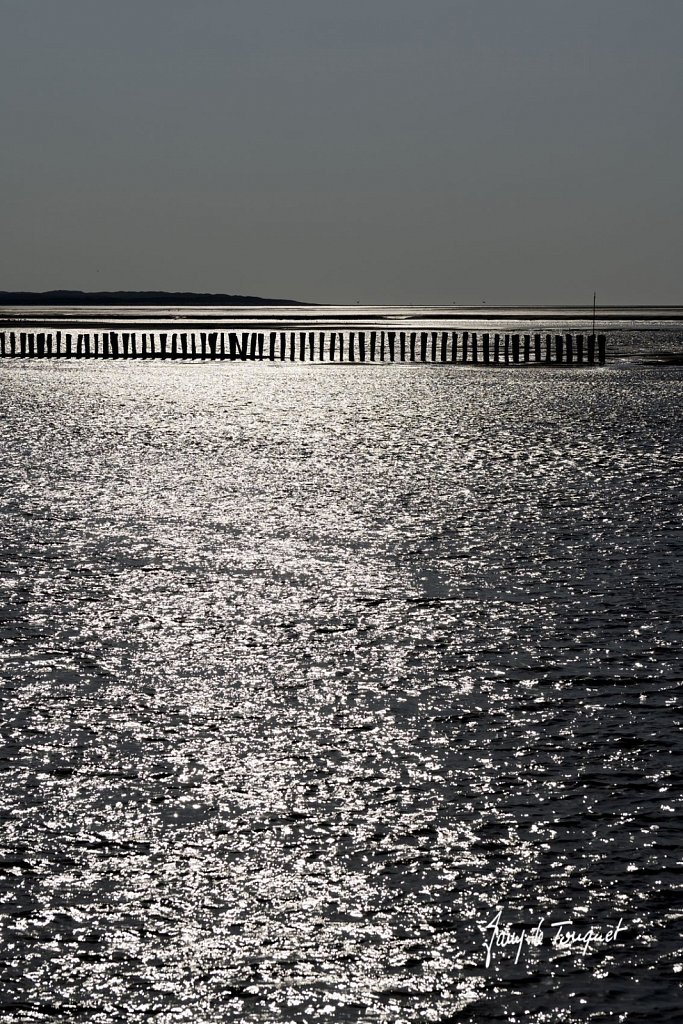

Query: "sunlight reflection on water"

xmin=0 ymin=361 xmax=681 ymax=1022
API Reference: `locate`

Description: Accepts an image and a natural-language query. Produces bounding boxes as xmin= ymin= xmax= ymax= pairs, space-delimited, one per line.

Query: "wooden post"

xmin=190 ymin=333 xmax=197 ymax=359
xmin=279 ymin=332 xmax=286 ymax=361
xmin=11 ymin=332 xmax=17 ymax=357
xmin=0 ymin=332 xmax=4 ymax=357
xmin=28 ymin=334 xmax=35 ymax=357
xmin=555 ymin=335 xmax=563 ymax=363
xmin=200 ymin=332 xmax=207 ymax=359
xmin=598 ymin=335 xmax=606 ymax=364
xmin=440 ymin=332 xmax=448 ymax=362
xmin=249 ymin=333 xmax=257 ymax=360
xmin=534 ymin=333 xmax=541 ymax=362
xmin=219 ymin=333 xmax=226 ymax=360
xmin=66 ymin=333 xmax=73 ymax=358
xmin=380 ymin=330 xmax=386 ymax=362
xmin=430 ymin=331 xmax=437 ymax=362
xmin=330 ymin=332 xmax=336 ymax=361
xmin=420 ymin=332 xmax=427 ymax=362
xmin=451 ymin=332 xmax=458 ymax=362
xmin=359 ymin=331 xmax=366 ymax=362
xmin=47 ymin=333 xmax=54 ymax=357
xmin=349 ymin=332 xmax=355 ymax=362
xmin=588 ymin=334 xmax=595 ymax=364
xmin=576 ymin=334 xmax=584 ymax=363
xmin=37 ymin=333 xmax=45 ymax=357
xmin=140 ymin=333 xmax=146 ymax=359
xmin=208 ymin=332 xmax=216 ymax=360
xmin=482 ymin=333 xmax=490 ymax=364
xmin=269 ymin=332 xmax=276 ymax=361
xmin=545 ymin=334 xmax=551 ymax=363
xmin=309 ymin=332 xmax=315 ymax=360
xmin=409 ymin=332 xmax=416 ymax=362
xmin=493 ymin=334 xmax=500 ymax=363
xmin=181 ymin=333 xmax=188 ymax=359
xmin=504 ymin=334 xmax=510 ymax=364
xmin=523 ymin=335 xmax=530 ymax=362
xmin=298 ymin=331 xmax=305 ymax=361
xmin=338 ymin=332 xmax=345 ymax=362
xmin=511 ymin=334 xmax=520 ymax=363
xmin=398 ymin=332 xmax=405 ymax=362
xmin=319 ymin=332 xmax=325 ymax=361
xmin=121 ymin=332 xmax=129 ymax=358
xmin=369 ymin=331 xmax=376 ymax=362
xmin=472 ymin=332 xmax=478 ymax=364
xmin=462 ymin=331 xmax=469 ymax=363
xmin=289 ymin=332 xmax=295 ymax=361
xmin=75 ymin=334 xmax=82 ymax=358
xmin=388 ymin=331 xmax=395 ymax=362
xmin=565 ymin=334 xmax=573 ymax=363
xmin=256 ymin=333 xmax=263 ymax=360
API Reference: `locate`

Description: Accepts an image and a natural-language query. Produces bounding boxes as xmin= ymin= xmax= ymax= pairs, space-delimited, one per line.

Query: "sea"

xmin=1 ymin=307 xmax=681 ymax=1023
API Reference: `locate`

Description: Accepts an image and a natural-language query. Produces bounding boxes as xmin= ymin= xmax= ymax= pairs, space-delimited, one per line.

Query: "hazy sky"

xmin=1 ymin=0 xmax=681 ymax=303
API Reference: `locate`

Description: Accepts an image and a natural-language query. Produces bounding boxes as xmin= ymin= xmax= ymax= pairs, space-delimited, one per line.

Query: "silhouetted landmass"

xmin=0 ymin=290 xmax=309 ymax=306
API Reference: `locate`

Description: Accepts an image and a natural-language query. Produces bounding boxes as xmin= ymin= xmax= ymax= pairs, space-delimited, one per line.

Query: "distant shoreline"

xmin=0 ymin=290 xmax=310 ymax=306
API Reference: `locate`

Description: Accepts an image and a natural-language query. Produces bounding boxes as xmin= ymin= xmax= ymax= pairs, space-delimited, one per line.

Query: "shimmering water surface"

xmin=1 ymin=352 xmax=681 ymax=1022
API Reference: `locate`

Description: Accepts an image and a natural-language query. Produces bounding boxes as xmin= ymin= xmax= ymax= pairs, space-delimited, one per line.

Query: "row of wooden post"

xmin=0 ymin=330 xmax=607 ymax=364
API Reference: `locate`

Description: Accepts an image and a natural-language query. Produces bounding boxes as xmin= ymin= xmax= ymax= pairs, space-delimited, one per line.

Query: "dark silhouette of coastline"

xmin=0 ymin=290 xmax=309 ymax=306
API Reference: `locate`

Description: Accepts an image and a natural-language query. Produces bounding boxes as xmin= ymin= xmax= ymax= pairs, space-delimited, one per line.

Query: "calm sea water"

xmin=1 ymin=327 xmax=681 ymax=1021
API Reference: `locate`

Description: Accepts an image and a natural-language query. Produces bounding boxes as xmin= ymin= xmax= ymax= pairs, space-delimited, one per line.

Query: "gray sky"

xmin=1 ymin=0 xmax=680 ymax=304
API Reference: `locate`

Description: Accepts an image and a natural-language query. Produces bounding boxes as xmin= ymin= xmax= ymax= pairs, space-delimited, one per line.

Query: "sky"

xmin=1 ymin=0 xmax=681 ymax=304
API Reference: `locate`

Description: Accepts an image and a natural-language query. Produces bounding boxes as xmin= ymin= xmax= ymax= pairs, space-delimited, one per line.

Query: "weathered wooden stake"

xmin=451 ymin=332 xmax=458 ymax=363
xmin=409 ymin=332 xmax=416 ymax=362
xmin=431 ymin=331 xmax=438 ymax=362
xmin=388 ymin=331 xmax=395 ymax=362
xmin=441 ymin=331 xmax=448 ymax=362
xmin=369 ymin=331 xmax=376 ymax=362
xmin=269 ymin=332 xmax=276 ymax=361
xmin=279 ymin=332 xmax=286 ymax=361
xmin=28 ymin=334 xmax=35 ymax=357
xmin=349 ymin=331 xmax=355 ymax=362
xmin=309 ymin=332 xmax=315 ymax=360
xmin=472 ymin=332 xmax=478 ymax=364
xmin=380 ymin=331 xmax=386 ymax=362
xmin=419 ymin=332 xmax=427 ymax=362
xmin=512 ymin=334 xmax=520 ymax=363
xmin=504 ymin=334 xmax=510 ymax=364
xmin=37 ymin=333 xmax=45 ymax=357
xmin=319 ymin=332 xmax=325 ymax=361
xmin=576 ymin=334 xmax=584 ymax=363
xmin=399 ymin=332 xmax=406 ymax=362
xmin=565 ymin=334 xmax=573 ymax=363
xmin=555 ymin=335 xmax=563 ymax=363
xmin=524 ymin=335 xmax=530 ymax=362
xmin=181 ymin=333 xmax=188 ymax=359
xmin=66 ymin=333 xmax=73 ymax=358
xmin=534 ymin=334 xmax=541 ymax=362
xmin=462 ymin=331 xmax=469 ymax=363
xmin=588 ymin=334 xmax=595 ymax=364
xmin=330 ymin=332 xmax=336 ymax=361
xmin=359 ymin=331 xmax=366 ymax=362
xmin=545 ymin=334 xmax=551 ymax=363
xmin=493 ymin=334 xmax=500 ymax=363
xmin=483 ymin=333 xmax=490 ymax=364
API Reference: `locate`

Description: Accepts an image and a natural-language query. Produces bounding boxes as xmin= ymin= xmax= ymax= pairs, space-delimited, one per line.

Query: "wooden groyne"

xmin=0 ymin=330 xmax=607 ymax=364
